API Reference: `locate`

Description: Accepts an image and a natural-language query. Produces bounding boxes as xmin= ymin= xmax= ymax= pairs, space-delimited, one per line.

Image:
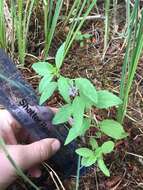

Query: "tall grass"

xmin=0 ymin=0 xmax=6 ymax=48
xmin=44 ymin=0 xmax=63 ymax=58
xmin=117 ymin=0 xmax=143 ymax=123
xmin=64 ymin=0 xmax=97 ymax=59
xmin=103 ymin=0 xmax=110 ymax=53
xmin=11 ymin=0 xmax=35 ymax=65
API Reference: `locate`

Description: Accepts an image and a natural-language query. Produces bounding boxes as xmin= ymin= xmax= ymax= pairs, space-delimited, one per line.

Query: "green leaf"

xmin=39 ymin=82 xmax=57 ymax=105
xmin=52 ymin=104 xmax=72 ymax=124
xmin=64 ymin=128 xmax=79 ymax=145
xmin=76 ymin=148 xmax=93 ymax=157
xmin=95 ymin=90 xmax=122 ymax=109
xmin=99 ymin=119 xmax=128 ymax=140
xmin=32 ymin=62 xmax=54 ymax=76
xmin=55 ymin=42 xmax=65 ymax=69
xmin=65 ymin=118 xmax=90 ymax=145
xmin=80 ymin=118 xmax=91 ymax=135
xmin=98 ymin=158 xmax=110 ymax=177
xmin=39 ymin=74 xmax=53 ymax=93
xmin=75 ymin=31 xmax=83 ymax=41
xmin=101 ymin=141 xmax=115 ymax=154
xmin=81 ymin=156 xmax=97 ymax=167
xmin=80 ymin=93 xmax=93 ymax=109
xmin=75 ymin=78 xmax=98 ymax=104
xmin=72 ymin=96 xmax=85 ymax=128
xmin=90 ymin=138 xmax=98 ymax=150
xmin=58 ymin=76 xmax=70 ymax=102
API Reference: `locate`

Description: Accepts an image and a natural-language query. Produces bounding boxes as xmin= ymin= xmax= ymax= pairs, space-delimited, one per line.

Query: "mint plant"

xmin=32 ymin=42 xmax=128 ymax=177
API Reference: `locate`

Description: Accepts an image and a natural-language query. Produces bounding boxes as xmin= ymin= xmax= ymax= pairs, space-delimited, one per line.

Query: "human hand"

xmin=0 ymin=109 xmax=60 ymax=189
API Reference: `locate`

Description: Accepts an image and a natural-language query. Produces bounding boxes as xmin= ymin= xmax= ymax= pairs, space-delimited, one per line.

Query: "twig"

xmin=43 ymin=163 xmax=66 ymax=190
xmin=126 ymin=152 xmax=143 ymax=159
xmin=49 ymin=171 xmax=60 ymax=190
xmin=69 ymin=15 xmax=105 ymax=23
xmin=111 ymin=169 xmax=126 ymax=190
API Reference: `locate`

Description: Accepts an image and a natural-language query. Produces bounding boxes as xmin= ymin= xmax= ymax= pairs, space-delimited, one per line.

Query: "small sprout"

xmin=75 ymin=31 xmax=92 ymax=47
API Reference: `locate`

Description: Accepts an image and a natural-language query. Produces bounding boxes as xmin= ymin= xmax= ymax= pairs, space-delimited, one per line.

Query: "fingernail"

xmin=51 ymin=140 xmax=61 ymax=153
xmin=29 ymin=169 xmax=41 ymax=178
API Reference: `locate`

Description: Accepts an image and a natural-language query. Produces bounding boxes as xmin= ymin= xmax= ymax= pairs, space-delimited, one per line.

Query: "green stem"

xmin=117 ymin=9 xmax=143 ymax=123
xmin=103 ymin=0 xmax=110 ymax=52
xmin=76 ymin=155 xmax=81 ymax=190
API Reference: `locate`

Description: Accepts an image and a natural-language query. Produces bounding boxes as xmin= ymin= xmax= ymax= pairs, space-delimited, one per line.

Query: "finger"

xmin=0 ymin=124 xmax=17 ymax=145
xmin=13 ymin=138 xmax=60 ymax=170
xmin=0 ymin=110 xmax=21 ymax=133
xmin=3 ymin=127 xmax=17 ymax=145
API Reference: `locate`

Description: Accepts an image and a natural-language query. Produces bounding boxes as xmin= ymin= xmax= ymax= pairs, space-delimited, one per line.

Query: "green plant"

xmin=43 ymin=0 xmax=63 ymax=58
xmin=63 ymin=0 xmax=97 ymax=59
xmin=75 ymin=31 xmax=92 ymax=47
xmin=32 ymin=43 xmax=127 ymax=176
xmin=11 ymin=0 xmax=35 ymax=65
xmin=117 ymin=1 xmax=143 ymax=123
xmin=76 ymin=140 xmax=114 ymax=176
xmin=0 ymin=0 xmax=6 ymax=48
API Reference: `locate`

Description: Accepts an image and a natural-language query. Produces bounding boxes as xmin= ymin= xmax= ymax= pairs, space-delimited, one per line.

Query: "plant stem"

xmin=76 ymin=155 xmax=81 ymax=190
xmin=117 ymin=7 xmax=143 ymax=123
xmin=103 ymin=0 xmax=110 ymax=53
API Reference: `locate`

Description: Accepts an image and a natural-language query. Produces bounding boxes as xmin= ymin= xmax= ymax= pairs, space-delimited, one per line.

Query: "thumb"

xmin=13 ymin=138 xmax=60 ymax=170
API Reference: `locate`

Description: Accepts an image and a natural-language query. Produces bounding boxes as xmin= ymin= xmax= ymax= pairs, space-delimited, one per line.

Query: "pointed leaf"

xmin=80 ymin=93 xmax=93 ymax=109
xmin=95 ymin=90 xmax=122 ymax=109
xmin=39 ymin=74 xmax=53 ymax=93
xmin=98 ymin=158 xmax=110 ymax=177
xmin=39 ymin=82 xmax=57 ymax=105
xmin=79 ymin=118 xmax=91 ymax=135
xmin=75 ymin=78 xmax=98 ymax=104
xmin=101 ymin=141 xmax=115 ymax=154
xmin=58 ymin=76 xmax=70 ymax=102
xmin=76 ymin=148 xmax=93 ymax=157
xmin=32 ymin=62 xmax=54 ymax=76
xmin=81 ymin=156 xmax=97 ymax=167
xmin=56 ymin=42 xmax=65 ymax=69
xmin=99 ymin=119 xmax=128 ymax=140
xmin=52 ymin=104 xmax=72 ymax=124
xmin=64 ymin=128 xmax=79 ymax=145
xmin=72 ymin=96 xmax=85 ymax=128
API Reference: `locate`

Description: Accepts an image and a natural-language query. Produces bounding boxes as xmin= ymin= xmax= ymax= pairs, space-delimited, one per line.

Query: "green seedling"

xmin=32 ymin=42 xmax=128 ymax=177
xmin=75 ymin=31 xmax=92 ymax=47
xmin=76 ymin=139 xmax=114 ymax=176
